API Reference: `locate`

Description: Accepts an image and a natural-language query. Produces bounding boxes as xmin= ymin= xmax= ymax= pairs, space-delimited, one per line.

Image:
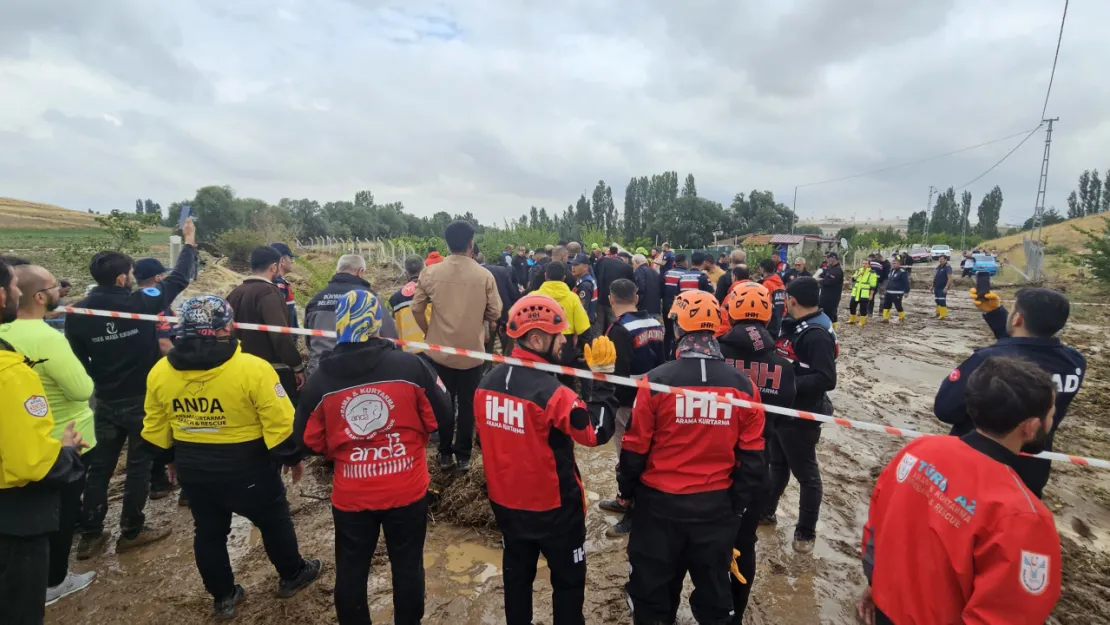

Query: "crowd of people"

xmin=0 ymin=217 xmax=1090 ymax=625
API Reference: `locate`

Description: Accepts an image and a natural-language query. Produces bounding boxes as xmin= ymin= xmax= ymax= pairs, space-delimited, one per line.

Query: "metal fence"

xmin=294 ymin=237 xmax=417 ymax=272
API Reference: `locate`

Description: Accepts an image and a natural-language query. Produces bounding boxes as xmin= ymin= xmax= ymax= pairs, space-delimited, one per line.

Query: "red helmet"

xmin=506 ymin=294 xmax=568 ymax=339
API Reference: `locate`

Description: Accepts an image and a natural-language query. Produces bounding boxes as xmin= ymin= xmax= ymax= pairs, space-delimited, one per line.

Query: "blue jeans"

xmin=79 ymin=396 xmax=151 ymax=539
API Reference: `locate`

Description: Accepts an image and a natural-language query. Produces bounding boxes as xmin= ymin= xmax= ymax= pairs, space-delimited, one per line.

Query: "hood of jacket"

xmin=320 ymin=339 xmax=397 ymax=379
xmin=329 ymin=273 xmax=371 ymax=289
xmin=536 ymin=279 xmax=574 ymax=300
xmin=719 ymin=322 xmax=776 ymax=355
xmin=425 ymin=252 xmax=444 ymax=266
xmin=167 ymin=339 xmax=241 ymax=375
xmin=761 ymin=273 xmax=785 ymax=292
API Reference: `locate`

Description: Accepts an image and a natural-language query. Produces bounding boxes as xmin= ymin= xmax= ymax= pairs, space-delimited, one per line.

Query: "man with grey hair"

xmin=304 ymin=254 xmax=397 ymax=374
xmin=715 ymin=248 xmax=749 ymax=302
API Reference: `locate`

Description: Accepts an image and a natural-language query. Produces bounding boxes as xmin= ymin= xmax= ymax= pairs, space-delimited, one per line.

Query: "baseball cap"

xmin=178 ymin=295 xmax=234 ymax=339
xmin=569 ymin=253 xmax=590 ymax=266
xmin=269 ymin=242 xmax=297 ymax=258
xmin=826 ymin=252 xmax=839 ymax=260
xmin=133 ymin=258 xmax=168 ymax=281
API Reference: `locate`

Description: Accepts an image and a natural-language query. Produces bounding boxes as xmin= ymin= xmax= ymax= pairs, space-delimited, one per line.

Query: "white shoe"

xmin=46 ymin=570 xmax=96 ymax=606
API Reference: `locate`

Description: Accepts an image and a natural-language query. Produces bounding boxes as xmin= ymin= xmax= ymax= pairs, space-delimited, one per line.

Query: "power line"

xmin=1041 ymin=0 xmax=1069 ymax=119
xmin=954 ymin=123 xmax=1044 ymax=190
xmin=795 ymin=126 xmax=1041 ymax=189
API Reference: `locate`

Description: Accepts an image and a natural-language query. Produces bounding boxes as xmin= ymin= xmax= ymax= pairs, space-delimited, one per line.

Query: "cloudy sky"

xmin=1 ymin=0 xmax=1105 ymax=228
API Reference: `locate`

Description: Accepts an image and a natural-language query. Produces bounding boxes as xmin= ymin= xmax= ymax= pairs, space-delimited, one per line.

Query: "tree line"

xmin=904 ymin=185 xmax=1004 ymax=241
xmin=1066 ymin=169 xmax=1110 ymax=218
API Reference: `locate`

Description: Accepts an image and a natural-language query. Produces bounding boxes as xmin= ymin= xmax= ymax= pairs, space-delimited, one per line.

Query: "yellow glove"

xmin=969 ymin=288 xmax=1001 ymax=313
xmin=584 ymin=336 xmax=617 ymax=374
xmin=730 ymin=549 xmax=747 ymax=584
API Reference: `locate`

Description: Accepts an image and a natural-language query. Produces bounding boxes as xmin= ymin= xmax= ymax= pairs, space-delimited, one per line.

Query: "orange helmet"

xmin=725 ymin=281 xmax=772 ymax=324
xmin=506 ymin=294 xmax=568 ymax=338
xmin=669 ymin=290 xmax=721 ymax=334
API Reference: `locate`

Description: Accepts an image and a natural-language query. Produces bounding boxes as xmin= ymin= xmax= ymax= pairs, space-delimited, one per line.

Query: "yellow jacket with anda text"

xmin=142 ymin=340 xmax=301 ymax=481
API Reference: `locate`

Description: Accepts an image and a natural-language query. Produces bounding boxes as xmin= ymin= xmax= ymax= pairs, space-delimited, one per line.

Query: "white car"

xmin=930 ymin=245 xmax=952 ymax=260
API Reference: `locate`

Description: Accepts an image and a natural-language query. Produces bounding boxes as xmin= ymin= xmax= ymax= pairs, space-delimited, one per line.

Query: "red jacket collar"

xmin=510 ymin=346 xmax=552 ymax=364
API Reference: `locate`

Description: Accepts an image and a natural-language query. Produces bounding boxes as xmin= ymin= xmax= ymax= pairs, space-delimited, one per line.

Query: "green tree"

xmin=1022 ymin=208 xmax=1065 ymax=230
xmin=682 ymin=173 xmax=697 ymax=198
xmin=135 ymin=199 xmax=143 ymax=214
xmin=623 ymin=177 xmax=641 ymax=240
xmin=1073 ymin=217 xmax=1110 ymax=284
xmin=834 ymin=227 xmax=859 ymax=243
xmin=591 ymin=180 xmax=607 ymax=230
xmin=907 ymin=211 xmax=927 ymax=240
xmin=1087 ymin=169 xmax=1102 ymax=216
xmin=575 ymin=194 xmax=592 ymax=228
xmin=1067 ymin=190 xmax=1083 ymax=219
xmin=975 ymin=186 xmax=1003 ymax=238
xmin=1103 ymin=172 xmax=1110 ymax=213
xmin=959 ymin=191 xmax=973 ymax=238
xmin=929 ymin=187 xmax=959 ymax=235
xmin=793 ymin=225 xmax=823 ymax=235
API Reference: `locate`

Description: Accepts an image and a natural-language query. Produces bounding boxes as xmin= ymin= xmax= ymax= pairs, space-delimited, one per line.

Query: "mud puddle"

xmin=47 ymin=295 xmax=1110 ymax=624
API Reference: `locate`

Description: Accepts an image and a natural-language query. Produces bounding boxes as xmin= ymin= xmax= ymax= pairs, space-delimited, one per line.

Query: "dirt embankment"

xmin=46 ymin=286 xmax=1110 ymax=624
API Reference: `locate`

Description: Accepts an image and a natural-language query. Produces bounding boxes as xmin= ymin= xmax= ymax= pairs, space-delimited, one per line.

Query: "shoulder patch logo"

xmin=948 ymin=369 xmax=961 ymax=382
xmin=275 ymin=383 xmax=287 ymax=399
xmin=342 ymin=389 xmax=394 ymax=438
xmin=24 ymin=395 xmax=49 ymax=418
xmin=142 ymin=287 xmax=162 ymax=297
xmin=1020 ymin=551 xmax=1050 ymax=595
xmin=896 ymin=452 xmax=918 ymax=483
xmin=401 ymin=281 xmax=417 ymax=297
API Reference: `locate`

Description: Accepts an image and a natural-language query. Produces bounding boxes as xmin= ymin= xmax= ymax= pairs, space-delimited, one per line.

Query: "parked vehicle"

xmin=908 ymin=246 xmax=931 ymax=264
xmin=930 ymin=244 xmax=952 ymax=260
xmin=972 ymin=253 xmax=999 ymax=276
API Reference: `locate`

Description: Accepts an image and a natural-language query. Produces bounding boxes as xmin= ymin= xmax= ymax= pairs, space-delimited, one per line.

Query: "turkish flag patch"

xmin=948 ymin=369 xmax=961 ymax=382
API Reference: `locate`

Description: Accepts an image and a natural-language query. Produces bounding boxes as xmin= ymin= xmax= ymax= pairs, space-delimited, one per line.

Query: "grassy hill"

xmin=979 ymin=212 xmax=1110 ymax=280
xmin=0 ymin=197 xmax=99 ymax=229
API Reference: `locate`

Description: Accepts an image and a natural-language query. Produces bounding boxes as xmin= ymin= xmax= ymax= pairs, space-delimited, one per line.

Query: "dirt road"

xmin=47 ymin=287 xmax=1110 ymax=624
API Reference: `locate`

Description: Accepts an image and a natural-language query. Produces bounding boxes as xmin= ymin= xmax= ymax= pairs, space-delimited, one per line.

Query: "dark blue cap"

xmin=133 ymin=258 xmax=168 ymax=281
xmin=269 ymin=242 xmax=297 ymax=258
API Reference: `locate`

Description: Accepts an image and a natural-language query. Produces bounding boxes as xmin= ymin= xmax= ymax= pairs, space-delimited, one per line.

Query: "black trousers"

xmin=80 ymin=395 xmax=150 ymax=539
xmin=627 ymin=502 xmax=739 ymax=625
xmin=502 ymin=524 xmax=587 ymax=625
xmin=430 ymin=362 xmax=483 ymax=462
xmin=881 ymin=293 xmax=904 ymax=313
xmin=0 ymin=534 xmax=49 ymax=625
xmin=765 ymin=419 xmax=823 ymax=540
xmin=333 ymin=499 xmax=428 ymax=625
xmin=848 ymin=297 xmax=871 ymax=317
xmin=731 ymin=456 xmax=768 ymax=623
xmin=48 ymin=458 xmax=87 ymax=586
xmin=663 ymin=316 xmax=676 ymax=360
xmin=819 ymin=294 xmax=841 ymax=323
xmin=182 ymin=469 xmax=304 ymax=601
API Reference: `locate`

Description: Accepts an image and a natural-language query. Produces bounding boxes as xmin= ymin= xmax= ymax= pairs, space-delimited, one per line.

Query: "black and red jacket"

xmin=295 ymin=339 xmax=451 ymax=512
xmin=618 ymin=356 xmax=766 ymax=520
xmin=719 ymin=322 xmax=797 ymax=415
xmin=774 ymin=310 xmax=838 ymax=414
xmin=474 ymin=347 xmax=617 ymax=539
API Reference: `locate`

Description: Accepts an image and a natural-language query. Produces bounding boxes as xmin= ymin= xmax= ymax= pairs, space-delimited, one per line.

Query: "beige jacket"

xmin=412 ymin=254 xmax=501 ymax=369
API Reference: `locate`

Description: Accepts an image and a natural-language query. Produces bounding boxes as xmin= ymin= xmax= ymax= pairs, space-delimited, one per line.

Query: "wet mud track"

xmin=47 ymin=292 xmax=1110 ymax=624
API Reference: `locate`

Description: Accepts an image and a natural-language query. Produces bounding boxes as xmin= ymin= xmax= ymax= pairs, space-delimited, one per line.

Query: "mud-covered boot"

xmin=75 ymin=533 xmax=107 ymax=561
xmin=605 ymin=515 xmax=632 ymax=538
xmin=117 ymin=525 xmax=172 ymax=554
xmin=277 ymin=559 xmax=322 ymax=598
xmin=213 ymin=585 xmax=245 ymax=621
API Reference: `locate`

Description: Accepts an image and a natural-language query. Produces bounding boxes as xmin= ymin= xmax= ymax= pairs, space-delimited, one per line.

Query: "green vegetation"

xmin=1073 ymin=219 xmax=1110 ymax=285
xmin=0 ymin=228 xmax=167 ymax=249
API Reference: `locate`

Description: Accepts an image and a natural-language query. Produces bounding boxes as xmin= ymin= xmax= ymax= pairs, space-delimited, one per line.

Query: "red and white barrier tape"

xmin=58 ymin=305 xmax=1110 ymax=470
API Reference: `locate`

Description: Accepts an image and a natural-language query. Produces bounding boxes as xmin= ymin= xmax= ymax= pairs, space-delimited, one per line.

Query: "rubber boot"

xmin=898 ymin=311 xmax=905 ymax=323
xmin=935 ymin=305 xmax=942 ymax=318
xmin=859 ymin=315 xmax=866 ymax=326
xmin=881 ymin=309 xmax=890 ymax=323
xmin=832 ymin=322 xmax=839 ymax=331
xmin=848 ymin=314 xmax=857 ymax=324
xmin=938 ymin=306 xmax=948 ymax=319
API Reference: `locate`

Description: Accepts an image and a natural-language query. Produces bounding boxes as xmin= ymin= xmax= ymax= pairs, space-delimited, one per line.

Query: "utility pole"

xmin=1031 ymin=118 xmax=1059 ymax=246
xmin=922 ymin=185 xmax=937 ymax=243
xmin=790 ymin=185 xmax=798 ymax=234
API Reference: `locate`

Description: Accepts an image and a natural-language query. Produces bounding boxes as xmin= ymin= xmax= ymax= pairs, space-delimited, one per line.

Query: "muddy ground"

xmin=47 ymin=277 xmax=1110 ymax=625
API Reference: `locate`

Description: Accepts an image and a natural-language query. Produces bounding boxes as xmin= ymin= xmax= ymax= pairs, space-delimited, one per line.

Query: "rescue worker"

xmin=1 ymin=264 xmax=98 ymax=605
xmin=661 ymin=254 xmax=712 ymax=358
xmin=596 ymin=278 xmax=665 ymax=537
xmin=847 ymin=261 xmax=878 ymax=326
xmin=766 ymin=277 xmax=837 ymax=554
xmin=306 ymin=254 xmax=399 ymax=372
xmin=860 ymin=356 xmax=1061 ymax=625
xmin=535 ymin=262 xmax=595 ymax=384
xmin=620 ymin=290 xmax=765 ymax=625
xmin=66 ymin=217 xmax=198 ymax=559
xmin=935 ymin=287 xmax=1085 ymax=498
xmin=142 ymin=295 xmax=321 ymax=620
xmin=569 ymin=253 xmax=597 ymax=326
xmin=879 ymin=258 xmax=910 ymax=324
xmin=475 ymin=293 xmax=618 ymax=625
xmin=385 ymin=256 xmax=427 ymax=355
xmin=817 ymin=252 xmax=844 ymax=331
xmin=933 ymin=254 xmax=954 ymax=319
xmin=718 ymin=282 xmax=797 ymax=621
xmin=296 ymin=290 xmax=452 ymax=625
xmin=0 ymin=262 xmax=87 ymax=625
xmin=757 ymin=259 xmax=785 ymax=338
xmin=871 ymin=254 xmax=891 ymax=317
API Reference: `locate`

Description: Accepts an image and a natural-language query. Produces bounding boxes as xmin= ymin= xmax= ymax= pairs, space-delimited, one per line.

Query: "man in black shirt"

xmin=594 ymin=252 xmax=635 ymax=330
xmin=511 ymin=245 xmax=530 ymax=289
xmin=818 ymin=253 xmax=845 ymax=331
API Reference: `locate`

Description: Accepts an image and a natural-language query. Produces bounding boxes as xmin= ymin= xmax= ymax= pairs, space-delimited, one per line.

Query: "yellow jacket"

xmin=851 ymin=267 xmax=879 ymax=300
xmin=0 ymin=348 xmax=61 ymax=489
xmin=143 ymin=344 xmax=294 ymax=450
xmin=703 ymin=265 xmax=725 ymax=288
xmin=536 ymin=280 xmax=592 ymax=336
